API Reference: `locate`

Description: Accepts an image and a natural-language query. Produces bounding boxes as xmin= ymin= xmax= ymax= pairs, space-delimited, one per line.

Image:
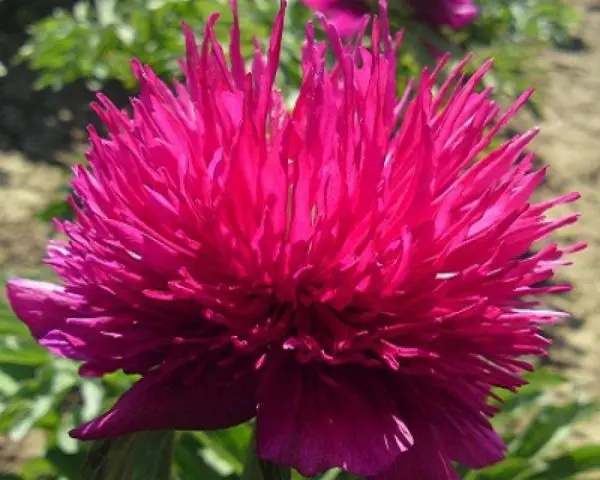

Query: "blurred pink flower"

xmin=409 ymin=0 xmax=478 ymax=29
xmin=304 ymin=0 xmax=478 ymax=34
xmin=6 ymin=1 xmax=581 ymax=478
xmin=303 ymin=0 xmax=369 ymax=35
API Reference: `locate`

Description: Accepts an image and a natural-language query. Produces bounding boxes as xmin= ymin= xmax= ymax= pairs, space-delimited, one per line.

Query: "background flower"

xmin=303 ymin=0 xmax=478 ymax=35
xmin=408 ymin=0 xmax=478 ymax=29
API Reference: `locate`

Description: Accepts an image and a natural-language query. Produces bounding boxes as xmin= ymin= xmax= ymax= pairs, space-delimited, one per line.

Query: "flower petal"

xmin=384 ymin=378 xmax=505 ymax=476
xmin=70 ymin=360 xmax=258 ymax=439
xmin=414 ymin=382 xmax=506 ymax=468
xmin=256 ymin=356 xmax=413 ymax=477
xmin=371 ymin=423 xmax=459 ymax=480
xmin=439 ymin=415 xmax=505 ymax=468
xmin=6 ymin=279 xmax=83 ymax=338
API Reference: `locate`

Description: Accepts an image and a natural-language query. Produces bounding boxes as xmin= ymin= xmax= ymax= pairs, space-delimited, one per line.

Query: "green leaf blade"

xmin=83 ymin=431 xmax=175 ymax=480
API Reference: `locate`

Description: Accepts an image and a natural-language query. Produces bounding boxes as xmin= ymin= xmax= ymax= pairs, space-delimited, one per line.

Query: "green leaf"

xmin=492 ymin=370 xmax=566 ymax=413
xmin=95 ymin=0 xmax=119 ymax=26
xmin=528 ymin=444 xmax=600 ymax=480
xmin=195 ymin=423 xmax=253 ymax=475
xmin=36 ymin=198 xmax=73 ymax=222
xmin=471 ymin=458 xmax=535 ymax=479
xmin=83 ymin=430 xmax=175 ymax=480
xmin=46 ymin=447 xmax=88 ymax=479
xmin=0 ymin=301 xmax=28 ymax=336
xmin=20 ymin=457 xmax=56 ymax=478
xmin=319 ymin=469 xmax=342 ymax=480
xmin=80 ymin=379 xmax=106 ymax=421
xmin=57 ymin=412 xmax=80 ymax=454
xmin=1 ymin=362 xmax=77 ymax=441
xmin=173 ymin=433 xmax=224 ymax=480
xmin=0 ymin=347 xmax=49 ymax=367
xmin=9 ymin=394 xmax=54 ymax=440
xmin=510 ymin=401 xmax=598 ymax=458
xmin=0 ymin=369 xmax=20 ymax=396
xmin=259 ymin=462 xmax=292 ymax=480
xmin=521 ymin=370 xmax=566 ymax=390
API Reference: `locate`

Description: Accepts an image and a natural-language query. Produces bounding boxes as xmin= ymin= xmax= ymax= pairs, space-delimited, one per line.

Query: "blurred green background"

xmin=1 ymin=0 xmax=599 ymax=478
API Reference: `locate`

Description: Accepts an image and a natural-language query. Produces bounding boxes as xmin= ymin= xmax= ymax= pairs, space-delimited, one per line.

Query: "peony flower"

xmin=6 ymin=1 xmax=581 ymax=478
xmin=303 ymin=0 xmax=478 ymax=35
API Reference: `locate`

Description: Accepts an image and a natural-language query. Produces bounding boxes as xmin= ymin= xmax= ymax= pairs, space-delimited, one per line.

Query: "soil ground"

xmin=530 ymin=0 xmax=600 ymax=447
xmin=1 ymin=0 xmax=600 ymax=474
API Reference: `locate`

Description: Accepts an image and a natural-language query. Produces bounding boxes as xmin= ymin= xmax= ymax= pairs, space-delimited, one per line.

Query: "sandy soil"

xmin=0 ymin=153 xmax=66 ymax=275
xmin=530 ymin=0 xmax=600 ymax=445
xmin=1 ymin=0 xmax=600 ymax=474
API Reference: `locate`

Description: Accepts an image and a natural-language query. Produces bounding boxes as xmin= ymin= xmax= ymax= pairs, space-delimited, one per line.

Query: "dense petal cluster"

xmin=303 ymin=0 xmax=478 ymax=35
xmin=6 ymin=2 xmax=580 ymax=479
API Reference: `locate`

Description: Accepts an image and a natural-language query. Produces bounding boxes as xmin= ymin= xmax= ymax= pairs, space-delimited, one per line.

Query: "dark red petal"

xmin=441 ymin=412 xmax=505 ymax=468
xmin=70 ymin=361 xmax=258 ymax=440
xmin=386 ymin=378 xmax=506 ymax=475
xmin=407 ymin=382 xmax=506 ymax=469
xmin=256 ymin=356 xmax=412 ymax=477
xmin=371 ymin=423 xmax=459 ymax=480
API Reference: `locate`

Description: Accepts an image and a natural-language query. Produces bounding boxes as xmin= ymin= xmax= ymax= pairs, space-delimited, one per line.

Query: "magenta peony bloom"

xmin=303 ymin=0 xmax=478 ymax=35
xmin=6 ymin=1 xmax=581 ymax=478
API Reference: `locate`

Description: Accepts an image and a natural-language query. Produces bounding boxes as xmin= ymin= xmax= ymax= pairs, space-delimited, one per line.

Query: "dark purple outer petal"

xmin=256 ymin=355 xmax=413 ymax=477
xmin=6 ymin=279 xmax=79 ymax=339
xmin=371 ymin=424 xmax=460 ymax=480
xmin=71 ymin=360 xmax=259 ymax=439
